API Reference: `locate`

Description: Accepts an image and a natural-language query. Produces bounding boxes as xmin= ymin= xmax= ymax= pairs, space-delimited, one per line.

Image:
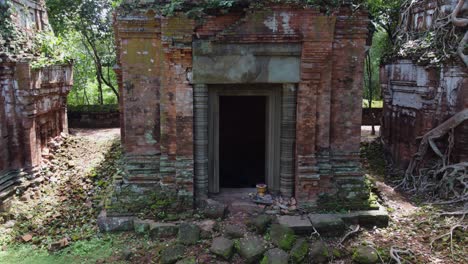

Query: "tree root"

xmin=430 ymin=224 xmax=467 ymax=259
xmin=439 ymin=210 xmax=468 ymax=217
xmin=390 ymin=247 xmax=413 ymax=264
xmin=399 ymin=109 xmax=468 ymax=202
xmin=452 ymin=0 xmax=468 ymax=66
xmin=457 ymin=30 xmax=468 ymax=66
xmin=395 ymin=0 xmax=467 ymax=64
xmin=339 ymin=225 xmax=360 ymax=246
xmin=307 ymin=214 xmax=322 ymax=240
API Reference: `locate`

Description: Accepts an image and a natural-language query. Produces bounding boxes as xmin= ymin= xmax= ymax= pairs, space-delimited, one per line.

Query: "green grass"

xmin=0 ymin=235 xmax=125 ymax=264
xmin=362 ymin=100 xmax=383 ymax=108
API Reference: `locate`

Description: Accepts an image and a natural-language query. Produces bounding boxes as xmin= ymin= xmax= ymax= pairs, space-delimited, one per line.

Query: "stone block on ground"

xmin=230 ymin=201 xmax=263 ymax=213
xmin=97 ymin=211 xmax=134 ymax=232
xmin=203 ymin=199 xmax=227 ymax=219
xmin=196 ymin=219 xmax=216 ymax=239
xmin=290 ymin=238 xmax=309 ymax=263
xmin=175 ymin=257 xmax=196 ymax=264
xmin=248 ymin=214 xmax=274 ymax=234
xmin=134 ymin=219 xmax=151 ymax=235
xmin=224 ymin=224 xmax=244 ymax=238
xmin=309 ymin=241 xmax=329 ymax=264
xmin=149 ymin=222 xmax=179 ymax=239
xmin=270 ymin=224 xmax=296 ymax=251
xmin=261 ymin=248 xmax=289 ymax=264
xmin=309 ymin=214 xmax=345 ymax=236
xmin=177 ymin=223 xmax=200 ymax=245
xmin=238 ymin=236 xmax=267 ymax=263
xmin=48 ymin=237 xmax=70 ymax=252
xmin=341 ymin=205 xmax=389 ymax=228
xmin=352 ymin=245 xmax=379 ymax=264
xmin=210 ymin=237 xmax=234 ymax=260
xmin=277 ymin=215 xmax=313 ymax=235
xmin=160 ymin=244 xmax=186 ymax=264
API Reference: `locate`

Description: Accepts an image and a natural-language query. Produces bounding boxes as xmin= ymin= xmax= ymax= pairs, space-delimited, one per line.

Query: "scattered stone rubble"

xmin=98 ymin=198 xmax=388 ymax=263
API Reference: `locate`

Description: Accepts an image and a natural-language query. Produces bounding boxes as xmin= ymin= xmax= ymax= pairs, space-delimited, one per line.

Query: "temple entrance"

xmin=207 ymin=85 xmax=282 ymax=194
xmin=219 ymin=96 xmax=266 ymax=188
xmin=200 ymin=84 xmax=297 ymax=199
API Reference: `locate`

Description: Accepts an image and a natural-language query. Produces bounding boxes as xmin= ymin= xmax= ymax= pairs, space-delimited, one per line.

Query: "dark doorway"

xmin=219 ymin=96 xmax=266 ymax=188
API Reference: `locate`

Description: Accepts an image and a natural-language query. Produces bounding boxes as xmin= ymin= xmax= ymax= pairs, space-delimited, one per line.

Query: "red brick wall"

xmin=0 ymin=62 xmax=72 ymax=198
xmin=115 ymin=6 xmax=370 ymax=210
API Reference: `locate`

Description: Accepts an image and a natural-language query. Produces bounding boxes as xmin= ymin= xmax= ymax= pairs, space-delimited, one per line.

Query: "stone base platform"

xmin=98 ymin=203 xmax=389 ymax=237
xmin=278 ymin=204 xmax=389 ymax=236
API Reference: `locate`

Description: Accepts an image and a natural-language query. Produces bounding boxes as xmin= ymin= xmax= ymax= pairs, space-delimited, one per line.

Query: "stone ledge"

xmin=97 ymin=210 xmax=135 ymax=232
xmin=278 ymin=204 xmax=389 ymax=236
xmin=98 ymin=210 xmax=183 ymax=238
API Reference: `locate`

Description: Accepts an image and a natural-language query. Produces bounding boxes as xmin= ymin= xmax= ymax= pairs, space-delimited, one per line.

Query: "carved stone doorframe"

xmin=208 ymin=85 xmax=281 ymax=194
xmin=193 ymin=84 xmax=297 ymax=202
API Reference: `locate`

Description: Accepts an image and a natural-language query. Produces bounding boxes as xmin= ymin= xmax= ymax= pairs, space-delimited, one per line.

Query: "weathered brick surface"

xmin=0 ymin=0 xmax=73 ymax=200
xmin=381 ymin=61 xmax=467 ymax=168
xmin=381 ymin=0 xmax=468 ymax=168
xmin=113 ymin=5 xmax=370 ymax=214
xmin=0 ymin=62 xmax=73 ymax=197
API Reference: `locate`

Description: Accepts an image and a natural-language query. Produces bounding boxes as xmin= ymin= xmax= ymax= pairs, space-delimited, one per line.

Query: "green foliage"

xmin=0 ymin=1 xmax=67 ymax=65
xmin=362 ymin=100 xmax=383 ymax=108
xmin=146 ymin=191 xmax=178 ymax=220
xmin=393 ymin=30 xmax=461 ymax=65
xmin=0 ymin=234 xmax=141 ymax=264
xmin=120 ymin=0 xmax=366 ymax=17
xmin=0 ymin=1 xmax=22 ymax=54
xmin=366 ymin=0 xmax=404 ymax=42
xmin=360 ymin=140 xmax=386 ymax=177
xmin=30 ymin=31 xmax=72 ymax=69
xmin=1 ymin=139 xmax=122 ymax=247
xmin=68 ymin=104 xmax=119 ymax=113
xmin=363 ymin=30 xmax=390 ymax=104
xmin=46 ymin=0 xmax=120 ymax=105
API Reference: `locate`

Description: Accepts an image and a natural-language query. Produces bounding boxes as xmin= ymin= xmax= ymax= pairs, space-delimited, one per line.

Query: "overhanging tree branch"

xmin=452 ymin=0 xmax=468 ymax=66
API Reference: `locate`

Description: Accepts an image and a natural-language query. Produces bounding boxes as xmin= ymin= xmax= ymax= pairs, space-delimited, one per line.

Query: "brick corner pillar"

xmin=295 ymin=15 xmax=336 ymax=206
xmin=107 ymin=12 xmax=169 ymax=216
xmin=328 ymin=9 xmax=370 ymax=209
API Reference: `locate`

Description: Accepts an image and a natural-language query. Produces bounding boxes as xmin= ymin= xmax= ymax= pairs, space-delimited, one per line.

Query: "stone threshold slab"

xmin=278 ymin=204 xmax=389 ymax=236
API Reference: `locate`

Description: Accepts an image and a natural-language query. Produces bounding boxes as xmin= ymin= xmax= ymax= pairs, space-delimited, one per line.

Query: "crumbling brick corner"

xmin=380 ymin=0 xmax=468 ymax=169
xmin=0 ymin=0 xmax=73 ymax=201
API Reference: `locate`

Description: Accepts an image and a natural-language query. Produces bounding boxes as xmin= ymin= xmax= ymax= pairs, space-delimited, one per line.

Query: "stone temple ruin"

xmin=0 ymin=0 xmax=73 ymax=200
xmin=380 ymin=0 xmax=468 ymax=168
xmin=107 ymin=1 xmax=373 ymax=216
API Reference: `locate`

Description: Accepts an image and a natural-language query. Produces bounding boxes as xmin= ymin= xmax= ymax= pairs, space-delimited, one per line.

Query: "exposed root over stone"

xmin=390 ymin=247 xmax=414 ymax=264
xmin=398 ymin=109 xmax=468 ymax=203
xmin=430 ymin=224 xmax=467 ymax=259
xmin=339 ymin=225 xmax=360 ymax=246
xmin=395 ymin=0 xmax=467 ymax=64
xmin=452 ymin=0 xmax=468 ymax=66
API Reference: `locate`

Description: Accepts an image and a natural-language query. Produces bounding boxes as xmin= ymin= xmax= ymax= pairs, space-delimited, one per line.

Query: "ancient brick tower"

xmin=0 ymin=0 xmax=73 ymax=200
xmin=380 ymin=0 xmax=468 ymax=168
xmin=109 ymin=2 xmax=371 ymax=215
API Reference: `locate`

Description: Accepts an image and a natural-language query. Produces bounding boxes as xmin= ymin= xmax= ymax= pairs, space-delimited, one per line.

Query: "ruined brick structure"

xmin=111 ymin=2 xmax=371 ymax=215
xmin=381 ymin=0 xmax=468 ymax=168
xmin=0 ymin=0 xmax=73 ymax=200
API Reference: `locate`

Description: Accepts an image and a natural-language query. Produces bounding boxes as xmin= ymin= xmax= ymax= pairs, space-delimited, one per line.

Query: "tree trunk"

xmin=366 ymin=52 xmax=375 ymax=135
xmin=97 ymin=75 xmax=103 ymax=105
